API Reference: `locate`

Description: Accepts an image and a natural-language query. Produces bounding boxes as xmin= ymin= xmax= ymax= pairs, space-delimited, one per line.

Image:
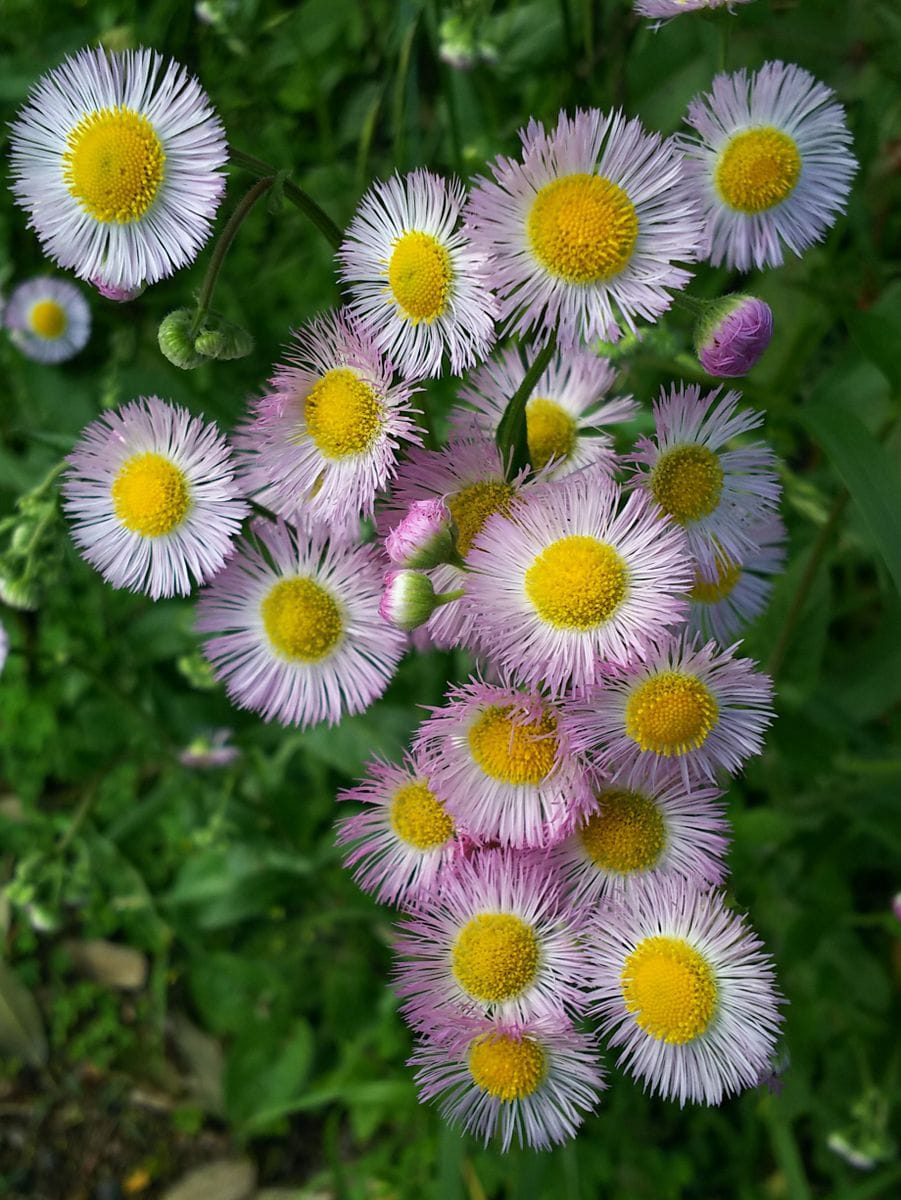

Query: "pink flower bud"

xmin=385 ymin=498 xmax=457 ymax=569
xmin=696 ymin=295 xmax=773 ymax=378
xmin=379 ymin=569 xmax=439 ymax=631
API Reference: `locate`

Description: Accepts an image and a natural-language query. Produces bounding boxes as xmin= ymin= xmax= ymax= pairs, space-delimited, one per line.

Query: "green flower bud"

xmin=158 ymin=309 xmax=205 ymax=370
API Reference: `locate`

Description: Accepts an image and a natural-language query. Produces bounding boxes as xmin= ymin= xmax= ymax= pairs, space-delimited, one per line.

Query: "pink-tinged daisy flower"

xmin=236 ymin=309 xmax=420 ymax=530
xmin=338 ymin=169 xmax=497 ymax=379
xmin=414 ymin=675 xmax=593 ymax=849
xmin=465 ymin=108 xmax=702 ymax=347
xmin=564 ymin=635 xmax=774 ymax=786
xmin=3 ymin=276 xmax=91 ymax=364
xmin=196 ymin=519 xmax=406 ymax=728
xmin=681 ymin=61 xmax=857 ymax=271
xmin=688 ymin=515 xmax=786 ymax=645
xmin=588 ymin=876 xmax=783 ymax=1105
xmin=336 ymin=754 xmax=457 ymax=908
xmin=552 ymin=764 xmax=728 ymax=902
xmin=635 ymin=0 xmax=755 ymax=21
xmin=410 ymin=1012 xmax=605 ymax=1150
xmin=465 ymin=472 xmax=692 ymax=695
xmin=9 ymin=47 xmax=227 ymax=294
xmin=628 ymin=384 xmax=780 ymax=577
xmin=454 ymin=344 xmax=633 ymax=479
xmin=394 ymin=849 xmax=588 ymax=1028
xmin=63 ymin=396 xmax=247 ymax=600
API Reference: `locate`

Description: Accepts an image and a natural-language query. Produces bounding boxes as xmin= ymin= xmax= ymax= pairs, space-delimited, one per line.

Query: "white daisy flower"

xmin=3 ymin=276 xmax=91 ymax=364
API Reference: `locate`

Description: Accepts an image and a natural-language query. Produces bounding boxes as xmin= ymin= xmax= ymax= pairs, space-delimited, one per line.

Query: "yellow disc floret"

xmin=304 ymin=367 xmax=383 ymax=460
xmin=528 ymin=173 xmax=639 ymax=284
xmin=524 ymin=535 xmax=628 ymax=630
xmin=650 ymin=444 xmax=724 ymax=524
xmin=690 ymin=554 xmax=743 ymax=604
xmin=390 ymin=780 xmax=455 ymax=850
xmin=261 ymin=577 xmax=343 ymax=663
xmin=387 ymin=231 xmax=453 ymax=323
xmin=468 ymin=1033 xmax=546 ymax=1101
xmin=451 ymin=912 xmax=540 ymax=1003
xmin=446 ymin=479 xmax=516 ymax=556
xmin=715 ymin=126 xmax=802 ymax=214
xmin=621 ymin=935 xmax=717 ymax=1044
xmin=526 ymin=398 xmax=578 ymax=469
xmin=579 ymin=789 xmax=666 ymax=874
xmin=29 ymin=300 xmax=68 ymax=340
xmin=63 ymin=106 xmax=165 ymax=223
xmin=468 ymin=705 xmax=558 ymax=786
xmin=111 ymin=452 xmax=190 ymax=537
xmin=625 ymin=670 xmax=719 ymax=756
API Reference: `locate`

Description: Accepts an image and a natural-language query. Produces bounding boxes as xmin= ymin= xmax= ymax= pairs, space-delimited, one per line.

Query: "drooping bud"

xmin=695 ymin=295 xmax=773 ymax=378
xmin=194 ymin=317 xmax=254 ymax=362
xmin=0 ymin=568 xmax=39 ymax=611
xmin=158 ymin=309 xmax=204 ymax=370
xmin=386 ymin=499 xmax=458 ymax=569
xmin=379 ymin=570 xmax=440 ymax=631
xmin=91 ymin=277 xmax=145 ymax=303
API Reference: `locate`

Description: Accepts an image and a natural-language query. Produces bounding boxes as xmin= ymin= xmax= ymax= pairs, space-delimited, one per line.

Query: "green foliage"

xmin=2 ymin=0 xmax=901 ymax=1197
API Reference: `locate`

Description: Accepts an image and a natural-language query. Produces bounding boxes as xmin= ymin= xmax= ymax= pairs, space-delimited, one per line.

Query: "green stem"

xmin=670 ymin=292 xmax=709 ymax=316
xmin=435 ymin=588 xmax=466 ymax=606
xmin=229 ymin=145 xmax=344 ymax=250
xmin=192 ymin=175 xmax=274 ymax=335
xmin=496 ymin=335 xmax=558 ymax=478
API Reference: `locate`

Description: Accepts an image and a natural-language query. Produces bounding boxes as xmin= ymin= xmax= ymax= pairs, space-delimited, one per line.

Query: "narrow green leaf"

xmin=0 ymin=959 xmax=47 ymax=1067
xmin=846 ymin=309 xmax=901 ymax=392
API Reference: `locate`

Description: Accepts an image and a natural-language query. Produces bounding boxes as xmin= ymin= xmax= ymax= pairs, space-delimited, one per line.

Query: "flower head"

xmin=339 ymin=169 xmax=497 ymax=378
xmin=696 ymin=295 xmax=773 ymax=378
xmin=588 ymin=876 xmax=783 ymax=1105
xmin=681 ymin=61 xmax=856 ymax=271
xmin=63 ymin=397 xmax=248 ymax=599
xmin=3 ymin=276 xmax=91 ymax=363
xmin=386 ymin=498 xmax=457 ymax=569
xmin=465 ymin=108 xmax=702 ymax=346
xmin=635 ymin=0 xmax=755 ymax=20
xmin=687 ymin=515 xmax=786 ymax=645
xmin=196 ymin=519 xmax=406 ymax=727
xmin=10 ymin=47 xmax=227 ymax=293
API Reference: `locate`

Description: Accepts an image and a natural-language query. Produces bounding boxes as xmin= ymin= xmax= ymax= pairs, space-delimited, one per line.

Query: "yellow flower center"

xmin=467 ymin=704 xmax=558 ymax=786
xmin=63 ymin=106 xmax=165 ymax=223
xmin=621 ymin=935 xmax=717 ymax=1044
xmin=111 ymin=452 xmax=190 ymax=537
xmin=579 ymin=788 xmax=666 ymax=874
xmin=690 ymin=553 xmax=743 ymax=604
xmin=528 ymin=172 xmax=639 ymax=284
xmin=526 ymin=398 xmax=578 ymax=469
xmin=389 ymin=780 xmax=455 ymax=850
xmin=715 ymin=126 xmax=802 ymax=214
xmin=29 ymin=300 xmax=68 ymax=340
xmin=650 ymin=444 xmax=724 ymax=524
xmin=524 ymin=535 xmax=628 ymax=630
xmin=625 ymin=670 xmax=719 ymax=756
xmin=261 ymin=577 xmax=343 ymax=663
xmin=387 ymin=231 xmax=453 ymax=323
xmin=467 ymin=1033 xmax=546 ymax=1101
xmin=446 ymin=479 xmax=516 ymax=556
xmin=304 ymin=367 xmax=383 ymax=460
xmin=451 ymin=912 xmax=540 ymax=1003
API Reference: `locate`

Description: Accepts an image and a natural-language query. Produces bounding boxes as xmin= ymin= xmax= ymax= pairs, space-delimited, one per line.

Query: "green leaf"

xmin=0 ymin=958 xmax=47 ymax=1067
xmin=801 ymin=399 xmax=901 ymax=595
xmin=846 ymin=308 xmax=901 ymax=392
xmin=224 ymin=1017 xmax=314 ymax=1133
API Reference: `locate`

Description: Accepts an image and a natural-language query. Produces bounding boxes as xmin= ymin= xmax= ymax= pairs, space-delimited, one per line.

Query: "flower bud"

xmin=194 ymin=317 xmax=254 ymax=362
xmin=91 ymin=277 xmax=145 ymax=303
xmin=0 ymin=568 xmax=39 ymax=611
xmin=695 ymin=295 xmax=773 ymax=378
xmin=386 ymin=499 xmax=457 ymax=569
xmin=379 ymin=570 xmax=439 ymax=631
xmin=158 ymin=309 xmax=204 ymax=370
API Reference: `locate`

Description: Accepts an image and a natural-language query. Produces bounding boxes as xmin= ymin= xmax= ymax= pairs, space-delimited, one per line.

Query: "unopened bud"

xmin=379 ymin=570 xmax=439 ymax=631
xmin=158 ymin=309 xmax=204 ymax=370
xmin=0 ymin=569 xmax=39 ymax=611
xmin=696 ymin=295 xmax=773 ymax=378
xmin=194 ymin=317 xmax=254 ymax=361
xmin=386 ymin=499 xmax=457 ymax=569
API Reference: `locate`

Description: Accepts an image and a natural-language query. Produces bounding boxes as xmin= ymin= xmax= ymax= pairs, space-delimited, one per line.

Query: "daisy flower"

xmin=338 ymin=168 xmax=497 ymax=378
xmin=588 ymin=876 xmax=783 ymax=1105
xmin=236 ymin=308 xmax=421 ymax=529
xmin=336 ymin=754 xmax=457 ymax=907
xmin=453 ymin=344 xmax=633 ymax=478
xmin=635 ymin=0 xmax=755 ymax=20
xmin=628 ymin=383 xmax=780 ymax=577
xmin=564 ymin=634 xmax=774 ymax=786
xmin=552 ymin=764 xmax=729 ymax=902
xmin=9 ymin=47 xmax=227 ymax=294
xmin=414 ymin=675 xmax=593 ymax=849
xmin=681 ymin=61 xmax=857 ymax=271
xmin=688 ymin=515 xmax=786 ymax=645
xmin=3 ymin=276 xmax=90 ymax=364
xmin=410 ymin=1012 xmax=605 ymax=1150
xmin=63 ymin=396 xmax=247 ymax=600
xmin=394 ymin=849 xmax=587 ymax=1028
xmin=196 ymin=518 xmax=406 ymax=728
xmin=465 ymin=472 xmax=692 ymax=695
xmin=465 ymin=108 xmax=702 ymax=346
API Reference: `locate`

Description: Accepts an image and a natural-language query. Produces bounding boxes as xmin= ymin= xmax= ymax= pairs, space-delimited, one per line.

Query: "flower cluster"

xmin=9 ymin=21 xmax=858 ymax=1152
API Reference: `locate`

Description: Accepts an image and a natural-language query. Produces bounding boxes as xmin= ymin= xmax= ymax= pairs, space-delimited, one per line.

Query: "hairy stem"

xmin=229 ymin=145 xmax=344 ymax=250
xmin=193 ymin=175 xmax=274 ymax=334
